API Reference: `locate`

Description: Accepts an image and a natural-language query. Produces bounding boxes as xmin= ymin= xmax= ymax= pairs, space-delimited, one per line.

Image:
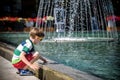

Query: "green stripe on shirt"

xmin=12 ymin=59 xmax=21 ymax=64
xmin=14 ymin=49 xmax=21 ymax=56
xmin=23 ymin=46 xmax=30 ymax=53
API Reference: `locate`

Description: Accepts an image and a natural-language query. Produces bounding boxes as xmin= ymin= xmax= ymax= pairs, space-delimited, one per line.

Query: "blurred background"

xmin=0 ymin=0 xmax=120 ymax=32
xmin=0 ymin=0 xmax=119 ymax=17
xmin=0 ymin=0 xmax=39 ymax=17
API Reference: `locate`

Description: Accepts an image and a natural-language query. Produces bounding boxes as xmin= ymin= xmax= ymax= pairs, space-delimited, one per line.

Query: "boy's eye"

xmin=39 ymin=38 xmax=43 ymax=41
xmin=37 ymin=37 xmax=43 ymax=41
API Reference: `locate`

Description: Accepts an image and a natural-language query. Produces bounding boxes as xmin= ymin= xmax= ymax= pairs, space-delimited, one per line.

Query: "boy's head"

xmin=29 ymin=27 xmax=44 ymax=44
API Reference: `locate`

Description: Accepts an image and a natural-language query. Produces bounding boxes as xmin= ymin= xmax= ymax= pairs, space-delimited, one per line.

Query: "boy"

xmin=11 ymin=27 xmax=47 ymax=76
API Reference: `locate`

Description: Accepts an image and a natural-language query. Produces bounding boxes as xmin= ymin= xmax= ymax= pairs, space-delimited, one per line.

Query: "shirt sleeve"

xmin=22 ymin=40 xmax=32 ymax=54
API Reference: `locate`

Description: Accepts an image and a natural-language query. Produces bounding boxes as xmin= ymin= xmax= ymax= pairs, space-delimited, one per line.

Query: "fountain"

xmin=36 ymin=0 xmax=118 ymax=42
xmin=34 ymin=0 xmax=120 ymax=80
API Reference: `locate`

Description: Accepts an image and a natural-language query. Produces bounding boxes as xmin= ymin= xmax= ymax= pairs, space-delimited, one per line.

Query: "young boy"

xmin=11 ymin=27 xmax=47 ymax=76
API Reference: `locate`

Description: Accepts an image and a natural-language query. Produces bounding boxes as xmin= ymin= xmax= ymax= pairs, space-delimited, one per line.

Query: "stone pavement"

xmin=0 ymin=56 xmax=40 ymax=80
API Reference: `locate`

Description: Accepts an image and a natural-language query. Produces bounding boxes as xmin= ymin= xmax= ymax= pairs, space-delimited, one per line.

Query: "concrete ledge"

xmin=0 ymin=42 xmax=14 ymax=61
xmin=0 ymin=41 xmax=103 ymax=80
xmin=0 ymin=56 xmax=40 ymax=80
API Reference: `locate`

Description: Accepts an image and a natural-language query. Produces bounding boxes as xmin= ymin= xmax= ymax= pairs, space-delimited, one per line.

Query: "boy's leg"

xmin=13 ymin=52 xmax=39 ymax=73
xmin=13 ymin=53 xmax=39 ymax=76
xmin=23 ymin=52 xmax=39 ymax=70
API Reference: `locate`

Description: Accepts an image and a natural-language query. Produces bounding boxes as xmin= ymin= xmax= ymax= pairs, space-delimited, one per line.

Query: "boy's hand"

xmin=43 ymin=59 xmax=48 ymax=65
xmin=29 ymin=64 xmax=40 ymax=71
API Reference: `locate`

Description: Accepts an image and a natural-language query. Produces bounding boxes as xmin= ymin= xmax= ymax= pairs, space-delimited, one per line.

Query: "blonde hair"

xmin=29 ymin=27 xmax=44 ymax=39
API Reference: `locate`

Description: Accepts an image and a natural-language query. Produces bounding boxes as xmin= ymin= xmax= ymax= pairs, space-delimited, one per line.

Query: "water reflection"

xmin=35 ymin=41 xmax=120 ymax=80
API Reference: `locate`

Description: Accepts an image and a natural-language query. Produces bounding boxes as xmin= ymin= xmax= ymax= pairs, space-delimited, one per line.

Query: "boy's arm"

xmin=39 ymin=55 xmax=47 ymax=63
xmin=20 ymin=51 xmax=32 ymax=66
xmin=20 ymin=51 xmax=39 ymax=70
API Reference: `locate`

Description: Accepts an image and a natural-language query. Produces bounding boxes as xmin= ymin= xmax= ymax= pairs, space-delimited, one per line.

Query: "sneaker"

xmin=19 ymin=69 xmax=35 ymax=76
xmin=16 ymin=69 xmax=22 ymax=74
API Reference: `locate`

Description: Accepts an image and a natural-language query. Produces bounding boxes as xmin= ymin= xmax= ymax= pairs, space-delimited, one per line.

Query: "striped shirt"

xmin=12 ymin=39 xmax=35 ymax=64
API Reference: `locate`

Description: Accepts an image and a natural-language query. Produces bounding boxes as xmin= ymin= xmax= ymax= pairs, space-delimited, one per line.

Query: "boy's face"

xmin=34 ymin=36 xmax=43 ymax=44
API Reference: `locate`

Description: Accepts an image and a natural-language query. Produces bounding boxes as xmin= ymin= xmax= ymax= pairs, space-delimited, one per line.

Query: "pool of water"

xmin=0 ymin=32 xmax=120 ymax=80
xmin=35 ymin=41 xmax=120 ymax=80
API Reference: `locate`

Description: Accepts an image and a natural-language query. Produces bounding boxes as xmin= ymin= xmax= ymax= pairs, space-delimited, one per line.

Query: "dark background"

xmin=0 ymin=0 xmax=119 ymax=18
xmin=112 ymin=0 xmax=120 ymax=16
xmin=0 ymin=0 xmax=39 ymax=18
